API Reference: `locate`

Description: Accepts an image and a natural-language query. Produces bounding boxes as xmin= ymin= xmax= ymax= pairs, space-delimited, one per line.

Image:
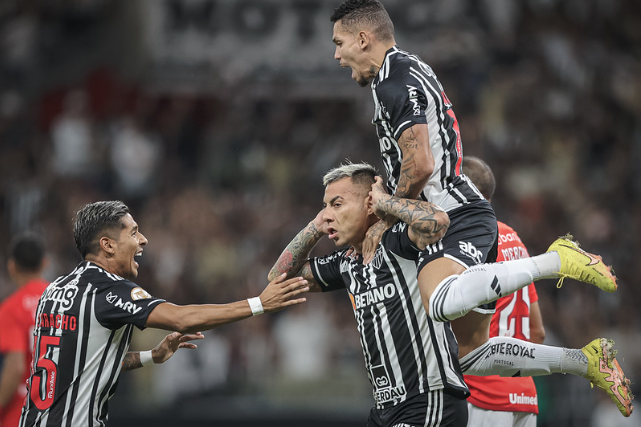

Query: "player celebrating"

xmin=20 ymin=201 xmax=308 ymax=427
xmin=329 ymin=0 xmax=631 ymax=418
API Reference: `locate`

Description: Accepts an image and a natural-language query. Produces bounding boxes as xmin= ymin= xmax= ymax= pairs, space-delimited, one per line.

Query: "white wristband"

xmin=247 ymin=297 xmax=264 ymax=316
xmin=140 ymin=350 xmax=154 ymax=367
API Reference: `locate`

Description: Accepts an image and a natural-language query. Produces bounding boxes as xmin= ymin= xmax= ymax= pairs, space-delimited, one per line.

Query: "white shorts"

xmin=466 ymin=403 xmax=537 ymax=427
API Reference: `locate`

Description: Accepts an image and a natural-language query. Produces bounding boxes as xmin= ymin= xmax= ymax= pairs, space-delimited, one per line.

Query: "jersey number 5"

xmin=30 ymin=336 xmax=61 ymax=410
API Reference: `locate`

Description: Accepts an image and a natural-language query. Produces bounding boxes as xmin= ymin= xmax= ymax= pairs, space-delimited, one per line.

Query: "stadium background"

xmin=0 ymin=0 xmax=639 ymax=425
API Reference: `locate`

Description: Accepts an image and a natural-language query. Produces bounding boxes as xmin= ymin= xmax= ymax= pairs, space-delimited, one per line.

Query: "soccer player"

xmin=270 ymin=162 xmax=467 ymax=426
xmin=0 ymin=234 xmax=50 ymax=427
xmin=329 ymin=0 xmax=632 ymax=418
xmin=461 ymin=156 xmax=543 ymax=426
xmin=269 ymin=162 xmax=631 ymax=427
xmin=20 ymin=201 xmax=308 ymax=427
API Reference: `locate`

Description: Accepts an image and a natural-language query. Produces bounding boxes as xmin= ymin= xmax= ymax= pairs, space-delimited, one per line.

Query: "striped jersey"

xmin=464 ymin=222 xmax=539 ymax=414
xmin=310 ymin=222 xmax=469 ymax=409
xmin=371 ymin=45 xmax=483 ymax=212
xmin=20 ymin=261 xmax=165 ymax=427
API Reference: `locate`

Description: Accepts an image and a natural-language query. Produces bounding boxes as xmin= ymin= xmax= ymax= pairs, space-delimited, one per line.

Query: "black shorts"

xmin=367 ymin=390 xmax=468 ymax=427
xmin=417 ymin=200 xmax=498 ymax=313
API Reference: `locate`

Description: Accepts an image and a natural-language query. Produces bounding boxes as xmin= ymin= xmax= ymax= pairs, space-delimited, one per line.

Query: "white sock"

xmin=530 ymin=252 xmax=562 ymax=280
xmin=460 ymin=337 xmax=588 ymax=377
xmin=428 ymin=255 xmax=561 ymax=322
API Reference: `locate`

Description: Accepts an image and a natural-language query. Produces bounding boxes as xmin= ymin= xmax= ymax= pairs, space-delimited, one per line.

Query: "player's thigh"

xmin=417 ymin=201 xmax=498 ymax=299
xmin=467 ymin=403 xmax=521 ymax=427
xmin=417 ymin=257 xmax=466 ymax=299
xmin=452 ymin=311 xmax=491 ymax=358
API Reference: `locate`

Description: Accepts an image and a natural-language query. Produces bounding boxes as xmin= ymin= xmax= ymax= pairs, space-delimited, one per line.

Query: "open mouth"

xmin=328 ymin=227 xmax=338 ymax=240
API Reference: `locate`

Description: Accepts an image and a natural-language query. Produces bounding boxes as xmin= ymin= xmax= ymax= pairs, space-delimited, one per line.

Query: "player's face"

xmin=111 ymin=213 xmax=147 ymax=280
xmin=333 ymin=21 xmax=371 ymax=87
xmin=322 ymin=177 xmax=372 ymax=250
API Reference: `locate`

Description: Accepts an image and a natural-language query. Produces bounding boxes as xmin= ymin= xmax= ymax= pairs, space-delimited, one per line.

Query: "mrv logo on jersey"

xmin=106 ymin=292 xmax=143 ymax=315
xmin=353 ymin=283 xmax=396 ymax=309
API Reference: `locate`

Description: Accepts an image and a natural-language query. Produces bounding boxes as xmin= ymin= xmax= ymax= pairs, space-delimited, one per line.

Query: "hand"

xmin=152 ymin=331 xmax=204 ymax=364
xmin=311 ymin=208 xmax=330 ymax=235
xmin=361 ymin=220 xmax=387 ymax=264
xmin=369 ymin=176 xmax=390 ymax=218
xmin=259 ymin=274 xmax=309 ymax=313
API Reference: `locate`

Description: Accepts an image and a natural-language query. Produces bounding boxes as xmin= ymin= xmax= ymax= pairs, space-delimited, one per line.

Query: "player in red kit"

xmin=0 ymin=234 xmax=50 ymax=427
xmin=462 ymin=157 xmax=543 ymax=426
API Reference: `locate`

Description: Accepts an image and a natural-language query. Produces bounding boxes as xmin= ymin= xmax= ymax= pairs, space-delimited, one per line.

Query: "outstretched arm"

xmin=145 ymin=274 xmax=309 ymax=334
xmin=268 ymin=210 xmax=327 ymax=292
xmin=121 ymin=331 xmax=204 ymax=371
xmin=370 ymin=176 xmax=449 ymax=249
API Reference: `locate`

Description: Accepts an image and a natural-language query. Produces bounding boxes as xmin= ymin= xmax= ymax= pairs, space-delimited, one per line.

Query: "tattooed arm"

xmin=396 ymin=124 xmax=434 ymax=199
xmin=268 ymin=211 xmax=327 ymax=292
xmin=370 ymin=176 xmax=449 ymax=249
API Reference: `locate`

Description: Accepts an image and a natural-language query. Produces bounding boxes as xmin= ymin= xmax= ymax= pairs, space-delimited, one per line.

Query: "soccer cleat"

xmin=582 ymin=338 xmax=634 ymax=417
xmin=547 ymin=234 xmax=617 ymax=292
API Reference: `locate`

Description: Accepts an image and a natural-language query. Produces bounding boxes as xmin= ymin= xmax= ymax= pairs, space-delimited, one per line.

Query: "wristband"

xmin=140 ymin=350 xmax=154 ymax=367
xmin=247 ymin=297 xmax=264 ymax=316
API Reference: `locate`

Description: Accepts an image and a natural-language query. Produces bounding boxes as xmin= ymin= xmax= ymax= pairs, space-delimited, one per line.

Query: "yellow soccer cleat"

xmin=582 ymin=338 xmax=634 ymax=417
xmin=547 ymin=234 xmax=617 ymax=292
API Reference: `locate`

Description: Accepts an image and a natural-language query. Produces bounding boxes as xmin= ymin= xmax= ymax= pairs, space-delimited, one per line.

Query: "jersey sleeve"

xmin=309 ymin=251 xmax=348 ymax=292
xmin=375 ymin=62 xmax=429 ymax=139
xmin=0 ymin=299 xmax=28 ymax=353
xmin=94 ymin=280 xmax=166 ymax=330
xmin=382 ymin=221 xmax=421 ymax=260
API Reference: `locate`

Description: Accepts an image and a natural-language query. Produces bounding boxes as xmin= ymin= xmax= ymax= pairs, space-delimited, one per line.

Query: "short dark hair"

xmin=8 ymin=232 xmax=46 ymax=272
xmin=462 ymin=156 xmax=496 ymax=201
xmin=330 ymin=0 xmax=394 ymax=43
xmin=73 ymin=201 xmax=130 ymax=258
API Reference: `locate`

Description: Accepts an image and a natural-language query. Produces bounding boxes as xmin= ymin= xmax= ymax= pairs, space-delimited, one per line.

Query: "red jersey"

xmin=464 ymin=222 xmax=539 ymax=414
xmin=0 ymin=279 xmax=48 ymax=427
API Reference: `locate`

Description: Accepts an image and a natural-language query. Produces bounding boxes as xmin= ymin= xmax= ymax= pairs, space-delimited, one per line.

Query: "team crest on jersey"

xmin=371 ymin=248 xmax=383 ymax=270
xmin=131 ymin=287 xmax=152 ymax=300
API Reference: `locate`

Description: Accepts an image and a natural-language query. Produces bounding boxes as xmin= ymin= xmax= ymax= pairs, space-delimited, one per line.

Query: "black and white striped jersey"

xmin=20 ymin=261 xmax=165 ymax=427
xmin=310 ymin=223 xmax=469 ymax=409
xmin=371 ymin=45 xmax=483 ymax=212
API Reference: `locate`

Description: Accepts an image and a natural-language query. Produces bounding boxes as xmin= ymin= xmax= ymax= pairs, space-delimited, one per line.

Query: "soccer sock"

xmin=460 ymin=337 xmax=588 ymax=377
xmin=428 ymin=255 xmax=561 ymax=322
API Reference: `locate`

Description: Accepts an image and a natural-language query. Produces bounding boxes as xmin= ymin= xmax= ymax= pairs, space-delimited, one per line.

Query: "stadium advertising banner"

xmin=142 ymin=0 xmax=454 ymax=89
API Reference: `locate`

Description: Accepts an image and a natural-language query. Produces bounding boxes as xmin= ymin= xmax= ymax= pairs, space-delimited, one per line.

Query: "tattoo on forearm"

xmin=377 ymin=196 xmax=447 ymax=238
xmin=121 ymin=353 xmax=141 ymax=371
xmin=271 ymin=223 xmax=323 ymax=279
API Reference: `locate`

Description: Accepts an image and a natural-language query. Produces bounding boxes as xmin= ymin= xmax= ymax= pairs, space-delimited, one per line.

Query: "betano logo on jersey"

xmin=106 ymin=292 xmax=143 ymax=315
xmin=41 ymin=283 xmax=78 ymax=311
xmin=351 ymin=283 xmax=397 ymax=310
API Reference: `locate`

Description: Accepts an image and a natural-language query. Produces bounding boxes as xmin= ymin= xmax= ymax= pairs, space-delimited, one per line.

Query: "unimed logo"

xmin=509 ymin=393 xmax=538 ymax=405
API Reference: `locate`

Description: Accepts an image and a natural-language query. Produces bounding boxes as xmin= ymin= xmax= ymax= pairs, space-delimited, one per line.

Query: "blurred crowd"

xmin=0 ymin=0 xmax=640 ymax=425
